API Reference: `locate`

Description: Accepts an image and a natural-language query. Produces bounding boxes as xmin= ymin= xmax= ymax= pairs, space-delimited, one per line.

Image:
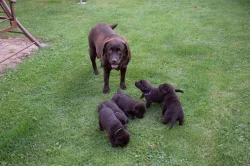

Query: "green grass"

xmin=1 ymin=0 xmax=250 ymax=165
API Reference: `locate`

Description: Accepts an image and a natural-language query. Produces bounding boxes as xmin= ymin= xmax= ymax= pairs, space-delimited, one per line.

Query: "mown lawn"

xmin=0 ymin=0 xmax=249 ymax=165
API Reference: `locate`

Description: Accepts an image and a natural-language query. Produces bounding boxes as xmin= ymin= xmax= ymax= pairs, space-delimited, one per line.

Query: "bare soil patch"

xmin=0 ymin=37 xmax=39 ymax=76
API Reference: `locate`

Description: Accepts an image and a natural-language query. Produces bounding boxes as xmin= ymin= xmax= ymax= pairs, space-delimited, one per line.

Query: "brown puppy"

xmin=112 ymin=89 xmax=146 ymax=119
xmin=98 ymin=105 xmax=130 ymax=147
xmin=98 ymin=100 xmax=128 ymax=126
xmin=159 ymin=83 xmax=184 ymax=129
xmin=88 ymin=23 xmax=131 ymax=93
xmin=135 ymin=80 xmax=184 ymax=108
xmin=135 ymin=80 xmax=165 ymax=108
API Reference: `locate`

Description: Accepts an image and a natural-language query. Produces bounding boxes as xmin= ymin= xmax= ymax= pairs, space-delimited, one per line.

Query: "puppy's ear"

xmin=144 ymin=86 xmax=149 ymax=91
xmin=175 ymin=89 xmax=184 ymax=93
xmin=98 ymin=103 xmax=104 ymax=112
xmin=163 ymin=87 xmax=170 ymax=94
xmin=159 ymin=84 xmax=168 ymax=94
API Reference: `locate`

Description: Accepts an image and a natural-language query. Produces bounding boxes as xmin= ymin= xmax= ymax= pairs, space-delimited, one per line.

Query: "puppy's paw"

xmin=179 ymin=120 xmax=184 ymax=126
xmin=161 ymin=119 xmax=167 ymax=124
xmin=111 ymin=141 xmax=117 ymax=147
xmin=146 ymin=103 xmax=151 ymax=108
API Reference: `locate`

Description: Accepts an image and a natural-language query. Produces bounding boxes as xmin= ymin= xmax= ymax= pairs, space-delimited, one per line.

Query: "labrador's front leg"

xmin=103 ymin=67 xmax=111 ymax=93
xmin=120 ymin=67 xmax=127 ymax=90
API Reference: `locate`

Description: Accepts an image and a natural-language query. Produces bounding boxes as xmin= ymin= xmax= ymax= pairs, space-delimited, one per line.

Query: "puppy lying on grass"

xmin=112 ymin=89 xmax=146 ymax=119
xmin=98 ymin=105 xmax=130 ymax=147
xmin=98 ymin=100 xmax=128 ymax=126
xmin=159 ymin=83 xmax=184 ymax=129
xmin=135 ymin=80 xmax=184 ymax=108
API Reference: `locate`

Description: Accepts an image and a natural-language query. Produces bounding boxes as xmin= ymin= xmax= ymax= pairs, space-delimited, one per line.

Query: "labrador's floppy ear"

xmin=95 ymin=36 xmax=114 ymax=60
xmin=96 ymin=38 xmax=112 ymax=67
xmin=101 ymin=37 xmax=114 ymax=57
xmin=123 ymin=40 xmax=131 ymax=61
xmin=175 ymin=89 xmax=184 ymax=93
xmin=117 ymin=39 xmax=131 ymax=69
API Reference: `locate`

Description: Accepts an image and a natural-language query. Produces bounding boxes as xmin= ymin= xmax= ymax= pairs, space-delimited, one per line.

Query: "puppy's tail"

xmin=175 ymin=89 xmax=184 ymax=93
xmin=109 ymin=24 xmax=118 ymax=29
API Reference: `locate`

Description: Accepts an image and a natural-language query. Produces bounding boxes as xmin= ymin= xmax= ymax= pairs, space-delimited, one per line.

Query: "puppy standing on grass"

xmin=135 ymin=80 xmax=165 ymax=108
xmin=112 ymin=89 xmax=146 ymax=119
xmin=98 ymin=100 xmax=128 ymax=126
xmin=159 ymin=83 xmax=184 ymax=129
xmin=88 ymin=23 xmax=131 ymax=93
xmin=98 ymin=105 xmax=130 ymax=147
xmin=135 ymin=80 xmax=184 ymax=108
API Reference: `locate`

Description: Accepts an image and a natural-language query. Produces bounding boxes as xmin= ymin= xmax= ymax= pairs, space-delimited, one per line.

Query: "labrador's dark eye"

xmin=108 ymin=50 xmax=112 ymax=54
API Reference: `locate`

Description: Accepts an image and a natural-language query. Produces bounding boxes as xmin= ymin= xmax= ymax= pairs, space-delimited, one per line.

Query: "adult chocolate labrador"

xmin=88 ymin=23 xmax=131 ymax=93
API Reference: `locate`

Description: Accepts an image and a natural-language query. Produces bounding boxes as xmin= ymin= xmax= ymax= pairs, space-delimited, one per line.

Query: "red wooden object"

xmin=0 ymin=0 xmax=42 ymax=48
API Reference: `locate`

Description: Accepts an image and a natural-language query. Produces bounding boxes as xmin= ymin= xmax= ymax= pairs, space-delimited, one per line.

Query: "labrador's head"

xmin=102 ymin=39 xmax=130 ymax=69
